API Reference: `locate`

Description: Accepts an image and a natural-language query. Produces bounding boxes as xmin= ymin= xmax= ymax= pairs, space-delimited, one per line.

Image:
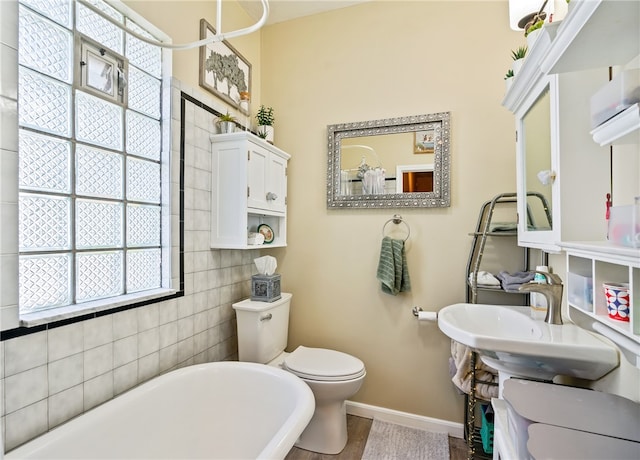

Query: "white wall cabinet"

xmin=210 ymin=132 xmax=290 ymax=249
xmin=504 ymin=0 xmax=640 ymax=365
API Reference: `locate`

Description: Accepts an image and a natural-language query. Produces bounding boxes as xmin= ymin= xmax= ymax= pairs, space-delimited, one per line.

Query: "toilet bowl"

xmin=281 ymin=346 xmax=366 ymax=454
xmin=232 ymin=293 xmax=366 ymax=455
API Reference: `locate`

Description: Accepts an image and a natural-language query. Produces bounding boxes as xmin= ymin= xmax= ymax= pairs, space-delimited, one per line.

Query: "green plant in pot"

xmin=217 ymin=111 xmax=237 ymax=134
xmin=525 ymin=19 xmax=544 ymax=37
xmin=510 ymin=45 xmax=527 ymax=76
xmin=256 ymin=105 xmax=275 ymax=144
xmin=504 ymin=68 xmax=515 ymax=92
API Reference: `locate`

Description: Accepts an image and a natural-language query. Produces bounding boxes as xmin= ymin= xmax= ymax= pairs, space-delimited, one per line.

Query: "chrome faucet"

xmin=519 ymin=271 xmax=564 ymax=325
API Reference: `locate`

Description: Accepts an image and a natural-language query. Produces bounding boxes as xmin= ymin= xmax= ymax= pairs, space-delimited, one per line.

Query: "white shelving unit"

xmin=503 ymin=0 xmax=640 ymax=366
xmin=563 ymin=242 xmax=640 ymax=367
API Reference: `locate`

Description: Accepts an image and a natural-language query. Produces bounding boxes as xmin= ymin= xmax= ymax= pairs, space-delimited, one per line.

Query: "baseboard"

xmin=346 ymin=401 xmax=464 ymax=439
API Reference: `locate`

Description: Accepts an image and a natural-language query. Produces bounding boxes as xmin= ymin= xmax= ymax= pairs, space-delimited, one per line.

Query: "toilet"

xmin=232 ymin=292 xmax=366 ymax=454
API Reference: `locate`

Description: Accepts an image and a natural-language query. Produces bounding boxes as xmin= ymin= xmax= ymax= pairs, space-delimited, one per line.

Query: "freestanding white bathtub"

xmin=6 ymin=362 xmax=315 ymax=460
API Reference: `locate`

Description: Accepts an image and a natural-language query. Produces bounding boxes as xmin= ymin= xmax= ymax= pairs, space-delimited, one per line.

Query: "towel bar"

xmin=382 ymin=214 xmax=410 ymax=241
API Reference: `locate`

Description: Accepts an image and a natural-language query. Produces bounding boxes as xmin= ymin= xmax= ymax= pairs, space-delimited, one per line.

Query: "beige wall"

xmin=125 ymin=0 xmax=264 ymax=116
xmin=262 ymin=1 xmax=523 ymax=422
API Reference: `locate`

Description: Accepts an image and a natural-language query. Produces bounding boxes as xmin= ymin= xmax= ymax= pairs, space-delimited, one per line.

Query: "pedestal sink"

xmin=438 ymin=304 xmax=619 ymax=386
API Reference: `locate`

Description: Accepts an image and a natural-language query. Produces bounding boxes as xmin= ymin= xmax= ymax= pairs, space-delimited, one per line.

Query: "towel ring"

xmin=382 ymin=214 xmax=410 ymax=242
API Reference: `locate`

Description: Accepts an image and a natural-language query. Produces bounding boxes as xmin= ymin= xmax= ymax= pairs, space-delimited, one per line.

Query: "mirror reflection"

xmin=327 ymin=112 xmax=450 ymax=209
xmin=523 ymin=87 xmax=553 ymax=231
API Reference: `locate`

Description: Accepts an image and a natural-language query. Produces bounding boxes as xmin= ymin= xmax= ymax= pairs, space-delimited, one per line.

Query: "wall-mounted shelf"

xmin=590 ymin=104 xmax=640 ymax=147
xmin=562 ymin=241 xmax=640 ymax=367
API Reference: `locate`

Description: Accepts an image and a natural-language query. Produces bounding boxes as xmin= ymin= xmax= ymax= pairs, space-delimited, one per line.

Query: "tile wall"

xmin=0 ymin=16 xmax=260 ymax=448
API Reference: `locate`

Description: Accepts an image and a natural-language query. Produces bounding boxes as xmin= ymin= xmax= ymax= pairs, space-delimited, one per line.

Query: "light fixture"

xmin=77 ymin=0 xmax=269 ymax=50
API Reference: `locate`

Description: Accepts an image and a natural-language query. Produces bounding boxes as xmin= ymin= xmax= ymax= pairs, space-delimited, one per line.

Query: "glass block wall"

xmin=17 ymin=0 xmax=164 ymax=313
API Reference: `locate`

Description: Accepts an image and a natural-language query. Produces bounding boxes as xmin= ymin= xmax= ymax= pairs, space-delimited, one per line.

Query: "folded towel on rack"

xmin=496 ymin=270 xmax=535 ymax=292
xmin=468 ymin=271 xmax=501 ymax=287
xmin=376 ymin=236 xmax=411 ymax=295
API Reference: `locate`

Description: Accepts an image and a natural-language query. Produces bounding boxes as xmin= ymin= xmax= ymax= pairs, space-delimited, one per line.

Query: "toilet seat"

xmin=283 ymin=346 xmax=366 ymax=382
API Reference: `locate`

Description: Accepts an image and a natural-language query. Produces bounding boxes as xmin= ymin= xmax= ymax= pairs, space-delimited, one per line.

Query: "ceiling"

xmin=237 ymin=0 xmax=371 ymax=25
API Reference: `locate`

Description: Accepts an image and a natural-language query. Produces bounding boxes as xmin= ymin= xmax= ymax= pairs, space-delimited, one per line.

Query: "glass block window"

xmin=18 ymin=0 xmax=168 ymax=314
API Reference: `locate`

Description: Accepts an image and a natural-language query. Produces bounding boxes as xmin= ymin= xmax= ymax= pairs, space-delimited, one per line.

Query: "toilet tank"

xmin=232 ymin=292 xmax=292 ymax=363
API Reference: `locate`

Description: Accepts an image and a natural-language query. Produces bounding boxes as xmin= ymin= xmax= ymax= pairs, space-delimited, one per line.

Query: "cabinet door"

xmin=247 ymin=143 xmax=287 ymax=213
xmin=267 ymin=153 xmax=287 ymax=213
xmin=247 ymin=144 xmax=270 ymax=211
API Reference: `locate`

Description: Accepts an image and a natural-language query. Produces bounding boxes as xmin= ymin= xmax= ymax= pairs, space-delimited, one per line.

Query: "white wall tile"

xmin=0 ymin=43 xmax=17 ymax=100
xmin=0 ymin=96 xmax=17 ymax=152
xmin=5 ymin=365 xmax=47 ymax=413
xmin=83 ymin=344 xmax=112 ymax=380
xmin=0 ymin=148 xmax=18 ymax=204
xmin=137 ymin=327 xmax=159 ymax=358
xmin=48 ymin=323 xmax=83 ymax=362
xmin=158 ymin=321 xmax=177 ymax=348
xmin=0 ymin=0 xmax=18 ymax=49
xmin=48 ymin=353 xmax=83 ymax=395
xmin=177 ymin=337 xmax=193 ymax=364
xmin=177 ymin=316 xmax=193 ymax=342
xmin=4 ymin=399 xmax=47 ymax=451
xmin=4 ymin=331 xmax=46 ymax=376
xmin=137 ymin=303 xmax=159 ymax=331
xmin=113 ymin=335 xmax=137 ymax=368
xmin=112 ymin=308 xmax=138 ymax=340
xmin=83 ymin=372 xmax=113 ymax=411
xmin=113 ymin=361 xmax=137 ymax=395
xmin=138 ymin=351 xmax=159 ymax=382
xmin=159 ymin=343 xmax=177 ymax=373
xmin=83 ymin=315 xmax=113 ymax=350
xmin=0 ymin=253 xmax=17 ymax=309
xmin=0 ymin=304 xmax=18 ymax=330
xmin=158 ymin=298 xmax=177 ymax=324
xmin=48 ymin=384 xmax=83 ymax=428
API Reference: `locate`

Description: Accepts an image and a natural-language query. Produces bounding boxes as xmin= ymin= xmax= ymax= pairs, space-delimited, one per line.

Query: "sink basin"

xmin=438 ymin=303 xmax=619 ymax=381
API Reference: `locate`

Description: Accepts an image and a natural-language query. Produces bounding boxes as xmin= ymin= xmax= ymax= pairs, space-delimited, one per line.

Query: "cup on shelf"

xmin=603 ymin=282 xmax=630 ymax=322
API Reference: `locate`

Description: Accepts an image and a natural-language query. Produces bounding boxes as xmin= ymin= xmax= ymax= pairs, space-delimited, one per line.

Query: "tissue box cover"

xmin=251 ymin=274 xmax=281 ymax=302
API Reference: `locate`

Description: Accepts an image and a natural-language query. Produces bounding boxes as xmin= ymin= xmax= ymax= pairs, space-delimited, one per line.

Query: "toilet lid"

xmin=283 ymin=346 xmax=366 ymax=382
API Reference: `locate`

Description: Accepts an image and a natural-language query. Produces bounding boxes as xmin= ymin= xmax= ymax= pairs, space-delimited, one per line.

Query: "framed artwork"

xmin=414 ymin=128 xmax=436 ymax=154
xmin=199 ymin=19 xmax=251 ymax=114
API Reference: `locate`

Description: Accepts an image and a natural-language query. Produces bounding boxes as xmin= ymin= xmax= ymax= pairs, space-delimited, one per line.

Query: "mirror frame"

xmin=327 ymin=112 xmax=451 ymax=209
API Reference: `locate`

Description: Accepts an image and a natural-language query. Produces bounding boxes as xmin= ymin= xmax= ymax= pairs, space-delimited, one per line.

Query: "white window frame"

xmin=17 ymin=0 xmax=176 ymax=327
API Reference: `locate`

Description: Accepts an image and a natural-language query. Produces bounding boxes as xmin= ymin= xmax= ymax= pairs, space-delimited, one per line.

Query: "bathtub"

xmin=6 ymin=362 xmax=315 ymax=460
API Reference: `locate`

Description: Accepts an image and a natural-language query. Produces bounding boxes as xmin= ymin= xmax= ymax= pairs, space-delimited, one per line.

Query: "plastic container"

xmin=608 ymin=200 xmax=640 ymax=248
xmin=590 ymin=68 xmax=640 ymax=128
xmin=567 ymin=272 xmax=593 ymax=311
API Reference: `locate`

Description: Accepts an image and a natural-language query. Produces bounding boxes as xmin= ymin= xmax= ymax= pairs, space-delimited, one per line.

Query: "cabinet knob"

xmin=266 ymin=192 xmax=278 ymax=201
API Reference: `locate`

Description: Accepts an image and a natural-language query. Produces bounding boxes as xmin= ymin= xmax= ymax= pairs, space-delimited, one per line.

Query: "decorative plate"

xmin=257 ymin=224 xmax=274 ymax=244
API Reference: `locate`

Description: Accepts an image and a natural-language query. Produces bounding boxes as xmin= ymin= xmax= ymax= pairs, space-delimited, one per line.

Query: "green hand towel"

xmin=376 ymin=236 xmax=411 ymax=295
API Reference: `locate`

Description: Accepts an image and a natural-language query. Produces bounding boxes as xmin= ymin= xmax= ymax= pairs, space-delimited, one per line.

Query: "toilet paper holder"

xmin=412 ymin=306 xmax=438 ymax=322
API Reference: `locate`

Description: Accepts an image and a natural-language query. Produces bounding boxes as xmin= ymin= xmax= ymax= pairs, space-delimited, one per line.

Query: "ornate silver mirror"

xmin=327 ymin=112 xmax=451 ymax=209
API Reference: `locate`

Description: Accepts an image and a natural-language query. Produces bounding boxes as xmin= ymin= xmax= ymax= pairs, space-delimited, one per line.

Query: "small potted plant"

xmin=525 ymin=19 xmax=544 ymax=47
xmin=511 ymin=45 xmax=527 ymax=76
xmin=504 ymin=69 xmax=515 ymax=91
xmin=217 ymin=111 xmax=237 ymax=134
xmin=256 ymin=105 xmax=275 ymax=144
